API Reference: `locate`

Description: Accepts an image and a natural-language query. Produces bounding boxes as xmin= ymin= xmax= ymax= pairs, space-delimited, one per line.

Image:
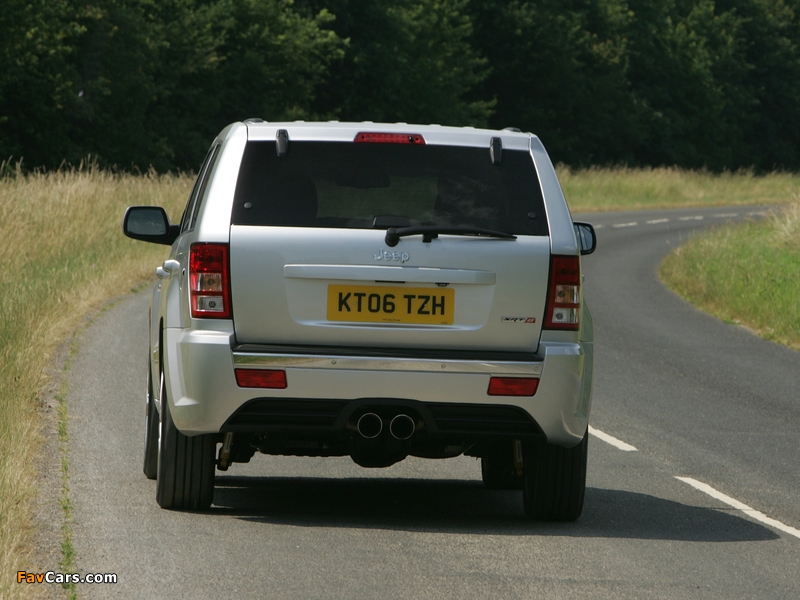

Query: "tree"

xmin=299 ymin=0 xmax=493 ymax=126
xmin=468 ymin=0 xmax=642 ymax=166
xmin=725 ymin=0 xmax=800 ymax=170
xmin=0 ymin=0 xmax=344 ymax=171
xmin=623 ymin=0 xmax=753 ymax=169
xmin=0 ymin=0 xmax=83 ymax=167
xmin=67 ymin=0 xmax=345 ymax=171
xmin=3 ymin=0 xmax=800 ymax=171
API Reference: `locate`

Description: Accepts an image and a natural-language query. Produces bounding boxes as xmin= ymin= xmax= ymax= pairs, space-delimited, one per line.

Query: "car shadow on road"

xmin=211 ymin=475 xmax=778 ymax=542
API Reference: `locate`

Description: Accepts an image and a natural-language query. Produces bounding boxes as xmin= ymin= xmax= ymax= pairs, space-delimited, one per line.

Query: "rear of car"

xmin=124 ymin=121 xmax=595 ymax=520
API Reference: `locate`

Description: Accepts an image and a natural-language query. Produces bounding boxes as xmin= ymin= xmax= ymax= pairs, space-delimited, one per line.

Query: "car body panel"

xmin=529 ymin=136 xmax=578 ymax=256
xmin=229 ymin=226 xmax=550 ymax=350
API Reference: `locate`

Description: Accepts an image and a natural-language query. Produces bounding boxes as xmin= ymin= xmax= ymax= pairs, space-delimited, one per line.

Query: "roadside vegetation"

xmin=0 ymin=165 xmax=798 ymax=597
xmin=559 ymin=166 xmax=800 ymax=213
xmin=0 ymin=164 xmax=190 ymax=598
xmin=660 ymin=200 xmax=800 ymax=351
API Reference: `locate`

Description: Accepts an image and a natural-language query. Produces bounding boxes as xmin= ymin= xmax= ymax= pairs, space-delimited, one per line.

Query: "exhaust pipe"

xmin=357 ymin=413 xmax=383 ymax=439
xmin=389 ymin=414 xmax=416 ymax=440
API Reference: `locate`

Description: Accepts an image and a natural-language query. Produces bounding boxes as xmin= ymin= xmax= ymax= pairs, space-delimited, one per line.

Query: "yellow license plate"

xmin=327 ymin=284 xmax=455 ymax=325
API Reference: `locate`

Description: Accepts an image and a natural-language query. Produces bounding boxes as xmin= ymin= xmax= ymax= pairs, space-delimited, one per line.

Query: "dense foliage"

xmin=2 ymin=0 xmax=799 ymax=171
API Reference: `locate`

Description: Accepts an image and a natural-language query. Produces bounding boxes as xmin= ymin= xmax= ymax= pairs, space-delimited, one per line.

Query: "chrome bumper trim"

xmin=232 ymin=352 xmax=543 ymax=375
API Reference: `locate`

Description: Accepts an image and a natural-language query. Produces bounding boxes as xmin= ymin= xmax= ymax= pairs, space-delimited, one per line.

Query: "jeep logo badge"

xmin=373 ymin=249 xmax=410 ymax=263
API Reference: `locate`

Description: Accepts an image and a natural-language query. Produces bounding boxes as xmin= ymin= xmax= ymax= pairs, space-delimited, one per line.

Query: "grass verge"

xmin=660 ymin=201 xmax=800 ymax=350
xmin=559 ymin=166 xmax=800 ymax=212
xmin=0 ymin=163 xmax=190 ymax=598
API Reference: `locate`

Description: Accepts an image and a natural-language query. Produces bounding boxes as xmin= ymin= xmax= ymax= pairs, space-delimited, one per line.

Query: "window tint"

xmin=231 ymin=141 xmax=548 ymax=236
xmin=189 ymin=144 xmax=220 ymax=230
xmin=180 ymin=144 xmax=219 ymax=233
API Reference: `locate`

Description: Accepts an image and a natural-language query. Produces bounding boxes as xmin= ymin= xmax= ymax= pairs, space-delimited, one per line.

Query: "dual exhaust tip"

xmin=356 ymin=412 xmax=416 ymax=440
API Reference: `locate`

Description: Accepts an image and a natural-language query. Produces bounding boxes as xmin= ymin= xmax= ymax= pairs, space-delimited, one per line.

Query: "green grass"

xmin=558 ymin=166 xmax=800 ymax=212
xmin=660 ymin=202 xmax=800 ymax=350
xmin=0 ymin=162 xmax=191 ymax=598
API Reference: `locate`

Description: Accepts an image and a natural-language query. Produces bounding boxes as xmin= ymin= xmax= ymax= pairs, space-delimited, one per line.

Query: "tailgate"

xmin=229 ymin=226 xmax=550 ymax=352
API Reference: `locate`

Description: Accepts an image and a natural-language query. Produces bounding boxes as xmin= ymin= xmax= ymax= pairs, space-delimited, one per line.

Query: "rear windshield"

xmin=231 ymin=141 xmax=548 ymax=236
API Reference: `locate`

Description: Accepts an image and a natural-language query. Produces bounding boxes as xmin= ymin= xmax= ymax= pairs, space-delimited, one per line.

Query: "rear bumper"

xmin=164 ymin=328 xmax=592 ymax=447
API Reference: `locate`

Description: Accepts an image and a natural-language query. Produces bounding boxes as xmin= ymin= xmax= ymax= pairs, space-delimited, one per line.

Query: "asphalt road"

xmin=60 ymin=205 xmax=800 ymax=599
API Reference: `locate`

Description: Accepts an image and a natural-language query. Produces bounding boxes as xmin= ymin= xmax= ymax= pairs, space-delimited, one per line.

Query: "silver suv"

xmin=123 ymin=121 xmax=596 ymax=520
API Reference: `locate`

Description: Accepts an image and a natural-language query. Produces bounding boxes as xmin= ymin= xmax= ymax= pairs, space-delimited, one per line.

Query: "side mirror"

xmin=573 ymin=222 xmax=597 ymax=255
xmin=123 ymin=206 xmax=180 ymax=246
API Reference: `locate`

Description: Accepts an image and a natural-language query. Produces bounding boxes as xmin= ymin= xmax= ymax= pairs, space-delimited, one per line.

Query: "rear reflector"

xmin=544 ymin=255 xmax=581 ymax=330
xmin=190 ymin=243 xmax=231 ymax=319
xmin=488 ymin=377 xmax=539 ymax=396
xmin=354 ymin=132 xmax=425 ymax=145
xmin=235 ymin=369 xmax=287 ymax=389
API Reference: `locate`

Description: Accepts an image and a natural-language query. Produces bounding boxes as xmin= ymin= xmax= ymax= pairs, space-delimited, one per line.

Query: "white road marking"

xmin=676 ymin=477 xmax=800 ymax=540
xmin=590 ymin=209 xmax=747 ymax=233
xmin=588 ymin=426 xmax=638 ymax=451
xmin=748 ymin=211 xmax=769 ymax=216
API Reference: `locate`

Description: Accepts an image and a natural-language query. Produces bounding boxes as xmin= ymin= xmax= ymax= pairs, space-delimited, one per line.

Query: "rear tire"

xmin=143 ymin=364 xmax=159 ymax=480
xmin=156 ymin=373 xmax=216 ymax=510
xmin=523 ymin=432 xmax=588 ymax=521
xmin=481 ymin=442 xmax=523 ymax=490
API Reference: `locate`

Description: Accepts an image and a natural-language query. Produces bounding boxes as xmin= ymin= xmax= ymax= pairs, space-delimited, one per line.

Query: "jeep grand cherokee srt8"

xmin=123 ymin=121 xmax=596 ymax=520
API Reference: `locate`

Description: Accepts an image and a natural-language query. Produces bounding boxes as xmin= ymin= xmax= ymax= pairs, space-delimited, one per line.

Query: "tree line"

xmin=2 ymin=0 xmax=799 ymax=172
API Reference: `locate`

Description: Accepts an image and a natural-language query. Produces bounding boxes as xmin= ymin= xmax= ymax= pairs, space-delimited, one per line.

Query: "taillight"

xmin=488 ymin=377 xmax=539 ymax=396
xmin=235 ymin=369 xmax=287 ymax=389
xmin=544 ymin=255 xmax=580 ymax=330
xmin=354 ymin=132 xmax=426 ymax=144
xmin=189 ymin=243 xmax=231 ymax=319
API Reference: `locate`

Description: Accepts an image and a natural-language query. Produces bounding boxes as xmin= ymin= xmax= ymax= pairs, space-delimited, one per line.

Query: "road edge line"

xmin=588 ymin=426 xmax=638 ymax=451
xmin=675 ymin=476 xmax=800 ymax=540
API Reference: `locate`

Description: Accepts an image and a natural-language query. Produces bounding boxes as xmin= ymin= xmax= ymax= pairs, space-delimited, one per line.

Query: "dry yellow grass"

xmin=0 ymin=163 xmax=191 ymax=598
xmin=558 ymin=165 xmax=800 ymax=212
xmin=771 ymin=198 xmax=800 ymax=250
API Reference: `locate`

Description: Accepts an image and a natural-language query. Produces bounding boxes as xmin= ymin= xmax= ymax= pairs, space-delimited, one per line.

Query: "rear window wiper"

xmin=385 ymin=226 xmax=516 ymax=247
